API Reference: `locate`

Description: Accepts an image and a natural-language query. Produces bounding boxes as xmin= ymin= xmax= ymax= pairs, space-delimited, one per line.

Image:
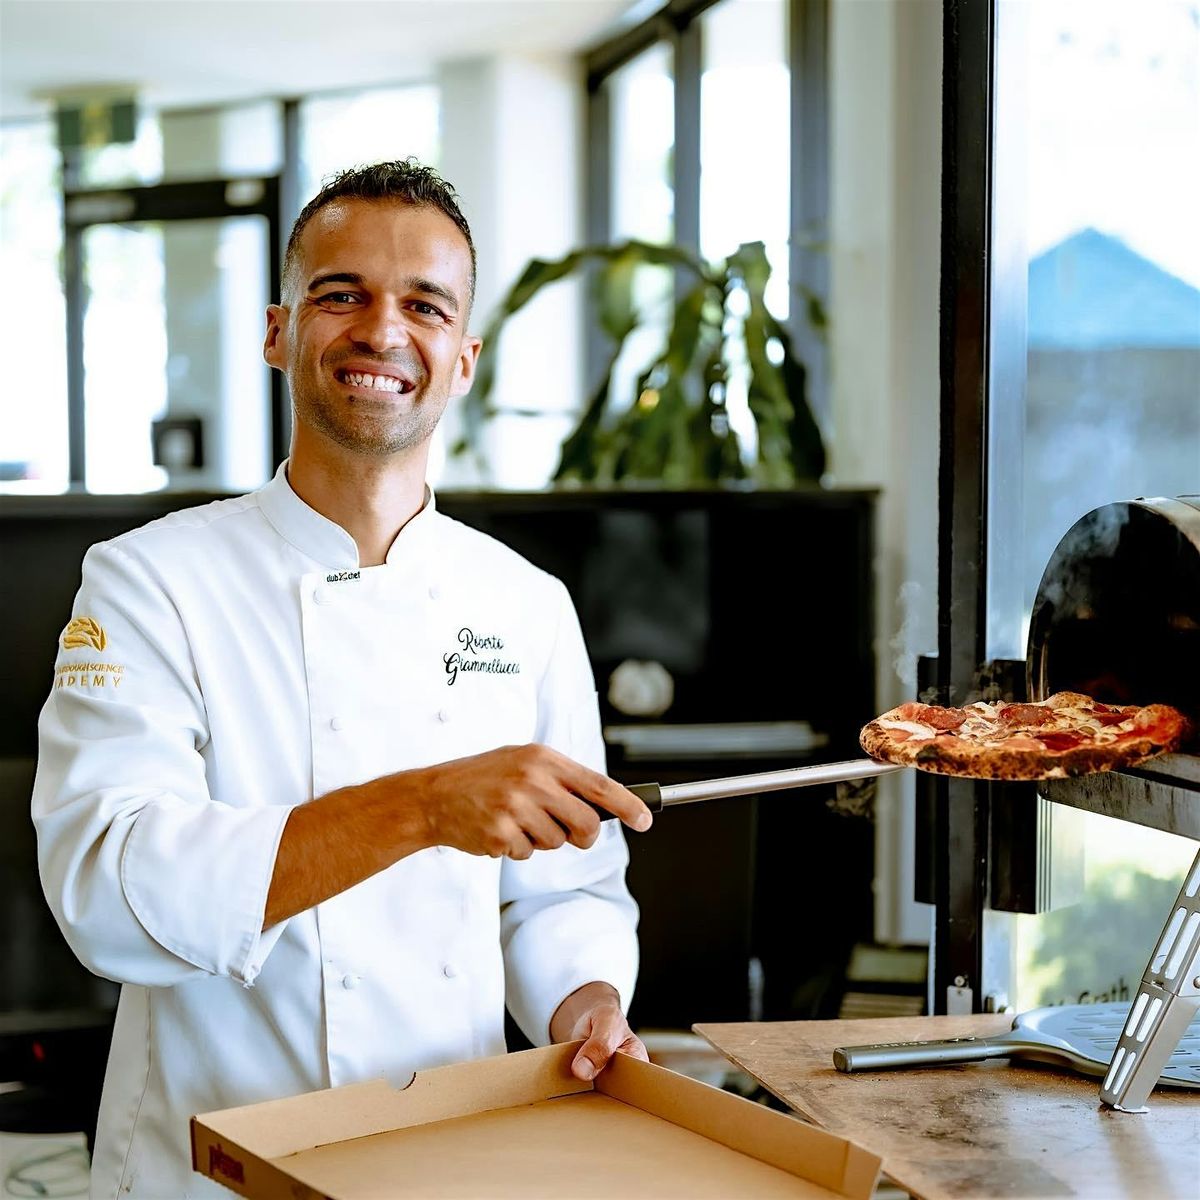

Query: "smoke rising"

xmin=890 ymin=579 xmax=925 ymax=690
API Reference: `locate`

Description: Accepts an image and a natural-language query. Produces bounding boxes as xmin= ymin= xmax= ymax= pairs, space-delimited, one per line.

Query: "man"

xmin=33 ymin=160 xmax=653 ymax=1199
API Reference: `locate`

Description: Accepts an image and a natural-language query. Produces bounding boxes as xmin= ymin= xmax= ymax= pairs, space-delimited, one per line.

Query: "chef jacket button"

xmin=330 ymin=716 xmax=346 ymax=732
xmin=428 ymin=583 xmax=440 ymax=600
xmin=442 ymin=963 xmax=458 ymax=979
xmin=314 ymin=586 xmax=333 ymax=605
xmin=341 ymin=973 xmax=359 ymax=990
xmin=436 ymin=708 xmax=450 ymax=723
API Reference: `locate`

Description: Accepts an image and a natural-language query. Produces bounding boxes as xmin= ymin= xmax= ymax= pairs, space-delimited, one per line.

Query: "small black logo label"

xmin=325 ymin=570 xmax=361 ymax=583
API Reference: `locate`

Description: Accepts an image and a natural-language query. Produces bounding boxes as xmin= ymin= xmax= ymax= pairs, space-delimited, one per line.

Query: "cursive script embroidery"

xmin=458 ymin=626 xmax=504 ymax=653
xmin=443 ymin=627 xmax=521 ymax=685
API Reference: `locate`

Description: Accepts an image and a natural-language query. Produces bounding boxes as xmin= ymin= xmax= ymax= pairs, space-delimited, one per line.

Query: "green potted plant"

xmin=452 ymin=239 xmax=827 ymax=487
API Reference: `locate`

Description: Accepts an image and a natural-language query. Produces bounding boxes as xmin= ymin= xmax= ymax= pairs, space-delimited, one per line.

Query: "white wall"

xmin=828 ymin=0 xmax=942 ymax=946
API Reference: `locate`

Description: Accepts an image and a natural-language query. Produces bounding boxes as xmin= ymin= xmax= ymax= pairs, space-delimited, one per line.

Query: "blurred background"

xmin=1 ymin=0 xmax=1198 ymax=1158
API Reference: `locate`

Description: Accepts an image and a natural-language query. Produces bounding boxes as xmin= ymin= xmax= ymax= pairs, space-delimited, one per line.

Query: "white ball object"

xmin=607 ymin=659 xmax=675 ymax=718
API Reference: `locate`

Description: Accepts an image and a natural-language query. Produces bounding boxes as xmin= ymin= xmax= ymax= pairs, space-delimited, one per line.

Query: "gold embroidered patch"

xmin=62 ymin=617 xmax=107 ymax=652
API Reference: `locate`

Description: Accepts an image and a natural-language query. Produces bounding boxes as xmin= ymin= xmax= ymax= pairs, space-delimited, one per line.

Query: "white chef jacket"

xmin=32 ymin=463 xmax=639 ymax=1200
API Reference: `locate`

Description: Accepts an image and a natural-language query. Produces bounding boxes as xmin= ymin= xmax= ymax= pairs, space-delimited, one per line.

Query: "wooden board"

xmin=694 ymin=1015 xmax=1200 ymax=1200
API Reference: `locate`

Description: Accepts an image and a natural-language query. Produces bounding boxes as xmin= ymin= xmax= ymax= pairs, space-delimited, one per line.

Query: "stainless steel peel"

xmin=616 ymin=758 xmax=906 ymax=818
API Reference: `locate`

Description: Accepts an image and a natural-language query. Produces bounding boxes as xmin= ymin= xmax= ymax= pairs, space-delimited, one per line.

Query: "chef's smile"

xmin=334 ymin=367 xmax=416 ymax=395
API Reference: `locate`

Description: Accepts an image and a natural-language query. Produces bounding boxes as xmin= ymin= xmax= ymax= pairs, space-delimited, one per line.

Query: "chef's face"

xmin=264 ymin=199 xmax=480 ymax=458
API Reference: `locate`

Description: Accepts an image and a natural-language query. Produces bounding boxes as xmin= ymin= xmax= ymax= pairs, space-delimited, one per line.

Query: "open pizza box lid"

xmin=191 ymin=1041 xmax=881 ymax=1199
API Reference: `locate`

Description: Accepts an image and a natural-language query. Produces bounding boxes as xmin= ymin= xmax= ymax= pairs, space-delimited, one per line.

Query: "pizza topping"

xmin=879 ymin=719 xmax=939 ymax=739
xmin=915 ymin=705 xmax=968 ymax=731
xmin=1036 ymin=730 xmax=1087 ymax=752
xmin=998 ymin=703 xmax=1059 ymax=728
xmin=860 ymin=690 xmax=1192 ymax=780
xmin=996 ymin=734 xmax=1046 ymax=752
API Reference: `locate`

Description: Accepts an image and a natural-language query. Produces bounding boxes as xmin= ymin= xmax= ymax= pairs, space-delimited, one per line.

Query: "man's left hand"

xmin=549 ymin=981 xmax=648 ymax=1081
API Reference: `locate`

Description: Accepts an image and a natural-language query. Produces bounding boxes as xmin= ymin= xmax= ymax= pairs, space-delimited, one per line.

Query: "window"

xmin=0 ymin=120 xmax=67 ymax=491
xmin=586 ymin=0 xmax=826 ymax=441
xmin=609 ymin=45 xmax=675 ymax=245
xmin=985 ymin=0 xmax=1200 ymax=1010
xmin=1019 ymin=1 xmax=1200 ymax=608
xmin=2 ymin=84 xmax=442 ymax=493
xmin=700 ymin=0 xmax=790 ymax=317
xmin=604 ymin=43 xmax=676 ymax=423
xmin=73 ymin=110 xmax=162 ymax=188
xmin=700 ymin=0 xmax=790 ymax=455
xmin=299 ymin=86 xmax=440 ymax=203
xmin=71 ymin=101 xmax=284 ymax=189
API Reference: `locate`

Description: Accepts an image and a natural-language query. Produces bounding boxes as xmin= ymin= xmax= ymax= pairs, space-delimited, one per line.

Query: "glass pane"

xmin=160 ymin=101 xmax=283 ymax=181
xmin=82 ymin=217 xmax=271 ymax=493
xmin=701 ymin=0 xmax=790 ymax=318
xmin=75 ymin=111 xmax=163 ymax=188
xmin=1012 ymin=817 xmax=1196 ymax=1011
xmin=610 ymin=43 xmax=674 ymax=244
xmin=1020 ymin=0 xmax=1200 ymax=609
xmin=606 ymin=43 xmax=674 ymax=422
xmin=989 ymin=0 xmax=1200 ymax=1009
xmin=0 ymin=120 xmax=68 ymax=492
xmin=700 ymin=0 xmax=790 ymax=460
xmin=77 ymin=101 xmax=283 ymax=188
xmin=299 ymin=86 xmax=440 ymax=203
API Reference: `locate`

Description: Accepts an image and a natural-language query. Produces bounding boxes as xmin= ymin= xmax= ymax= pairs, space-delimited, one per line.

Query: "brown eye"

xmin=415 ymin=296 xmax=457 ymax=319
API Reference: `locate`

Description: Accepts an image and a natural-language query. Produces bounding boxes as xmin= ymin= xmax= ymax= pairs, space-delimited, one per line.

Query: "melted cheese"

xmin=879 ymin=719 xmax=937 ymax=739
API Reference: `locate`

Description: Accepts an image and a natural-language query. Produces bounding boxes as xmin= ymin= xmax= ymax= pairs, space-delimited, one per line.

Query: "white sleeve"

xmin=32 ymin=540 xmax=291 ymax=989
xmin=499 ymin=580 xmax=640 ymax=1045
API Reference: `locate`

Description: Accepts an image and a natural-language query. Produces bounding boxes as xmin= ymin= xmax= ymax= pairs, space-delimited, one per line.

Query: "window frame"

xmin=582 ymin=0 xmax=831 ymax=418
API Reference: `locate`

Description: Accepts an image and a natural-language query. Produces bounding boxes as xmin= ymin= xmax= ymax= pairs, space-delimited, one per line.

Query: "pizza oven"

xmin=1027 ymin=495 xmax=1200 ymax=827
xmin=1026 ymin=497 xmax=1200 ymax=1113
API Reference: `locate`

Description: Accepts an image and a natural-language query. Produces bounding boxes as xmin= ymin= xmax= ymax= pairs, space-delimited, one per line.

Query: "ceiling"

xmin=0 ymin=0 xmax=642 ymax=121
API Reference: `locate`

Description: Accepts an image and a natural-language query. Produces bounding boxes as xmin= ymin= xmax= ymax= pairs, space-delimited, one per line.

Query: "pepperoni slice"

xmin=997 ymin=703 xmax=1059 ymax=728
xmin=912 ymin=705 xmax=967 ymax=731
xmin=1036 ymin=731 xmax=1086 ymax=752
xmin=1094 ymin=710 xmax=1130 ymax=727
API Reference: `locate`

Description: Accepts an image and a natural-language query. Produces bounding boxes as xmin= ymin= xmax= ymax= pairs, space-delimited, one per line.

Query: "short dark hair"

xmin=282 ymin=158 xmax=476 ymax=307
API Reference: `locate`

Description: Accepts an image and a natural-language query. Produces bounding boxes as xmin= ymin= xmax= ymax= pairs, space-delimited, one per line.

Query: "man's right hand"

xmin=265 ymin=744 xmax=651 ymax=928
xmin=409 ymin=743 xmax=653 ymax=860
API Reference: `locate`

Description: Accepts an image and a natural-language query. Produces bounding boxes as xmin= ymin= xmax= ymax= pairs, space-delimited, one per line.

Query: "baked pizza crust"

xmin=859 ymin=695 xmax=1192 ymax=781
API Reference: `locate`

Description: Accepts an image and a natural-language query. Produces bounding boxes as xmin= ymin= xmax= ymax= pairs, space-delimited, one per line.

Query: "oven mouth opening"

xmin=1032 ymin=618 xmax=1200 ymax=752
xmin=1027 ymin=499 xmax=1200 ymax=755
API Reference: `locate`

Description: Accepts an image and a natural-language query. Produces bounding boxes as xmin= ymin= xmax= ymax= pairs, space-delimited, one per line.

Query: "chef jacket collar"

xmin=257 ymin=460 xmax=439 ymax=570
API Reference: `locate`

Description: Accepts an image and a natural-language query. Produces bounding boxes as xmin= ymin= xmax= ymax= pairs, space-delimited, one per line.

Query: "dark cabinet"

xmin=442 ymin=488 xmax=879 ymax=1028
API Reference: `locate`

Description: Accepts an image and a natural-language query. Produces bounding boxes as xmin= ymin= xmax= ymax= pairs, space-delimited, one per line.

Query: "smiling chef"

xmin=32 ymin=160 xmax=654 ymax=1200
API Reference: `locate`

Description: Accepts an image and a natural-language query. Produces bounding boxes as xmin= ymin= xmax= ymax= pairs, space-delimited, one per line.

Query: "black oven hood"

xmin=1028 ymin=496 xmax=1200 ymax=835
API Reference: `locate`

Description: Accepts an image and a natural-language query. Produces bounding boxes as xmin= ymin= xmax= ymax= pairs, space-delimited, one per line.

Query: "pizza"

xmin=859 ymin=691 xmax=1193 ymax=780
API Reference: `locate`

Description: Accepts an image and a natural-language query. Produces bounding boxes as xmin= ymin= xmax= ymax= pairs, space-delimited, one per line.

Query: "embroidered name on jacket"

xmin=443 ymin=626 xmax=521 ymax=686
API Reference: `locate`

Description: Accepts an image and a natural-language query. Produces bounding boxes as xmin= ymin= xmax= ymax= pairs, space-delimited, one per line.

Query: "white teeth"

xmin=344 ymin=371 xmax=405 ymax=393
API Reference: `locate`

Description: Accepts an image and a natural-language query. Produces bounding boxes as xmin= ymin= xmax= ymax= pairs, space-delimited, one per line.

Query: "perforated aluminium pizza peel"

xmin=831 ymin=1002 xmax=1200 ymax=1090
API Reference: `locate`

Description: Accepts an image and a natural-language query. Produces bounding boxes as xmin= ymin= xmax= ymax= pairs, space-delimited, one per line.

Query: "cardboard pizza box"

xmin=191 ymin=1041 xmax=881 ymax=1199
